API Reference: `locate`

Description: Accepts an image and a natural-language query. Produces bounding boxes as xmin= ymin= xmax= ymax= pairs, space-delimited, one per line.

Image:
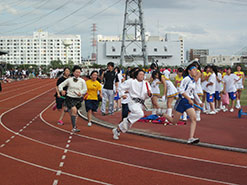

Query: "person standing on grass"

xmin=54 ymin=67 xmax=71 ymax=125
xmin=59 ymin=65 xmax=87 ymax=133
xmin=112 ymin=69 xmax=152 ymax=140
xmin=100 ymin=62 xmax=119 ymax=116
xmin=84 ymin=70 xmax=102 ymax=127
xmin=163 ymin=64 xmax=203 ymax=144
xmin=222 ymin=67 xmax=240 ymax=112
xmin=234 ymin=65 xmax=245 ymax=109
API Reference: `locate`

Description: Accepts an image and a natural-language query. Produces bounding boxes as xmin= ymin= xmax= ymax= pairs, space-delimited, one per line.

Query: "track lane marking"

xmin=0 ymin=87 xmax=242 ymax=185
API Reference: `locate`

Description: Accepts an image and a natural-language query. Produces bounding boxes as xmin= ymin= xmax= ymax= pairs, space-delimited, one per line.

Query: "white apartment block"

xmin=97 ymin=33 xmax=184 ymax=66
xmin=0 ymin=31 xmax=81 ymax=65
xmin=200 ymin=55 xmax=241 ymax=66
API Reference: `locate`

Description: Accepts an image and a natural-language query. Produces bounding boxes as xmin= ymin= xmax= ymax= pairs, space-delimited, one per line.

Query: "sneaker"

xmin=223 ymin=108 xmax=228 ymax=112
xmin=112 ymin=128 xmax=120 ymax=140
xmin=196 ymin=117 xmax=201 ymax=121
xmin=216 ymin=108 xmax=221 ymax=112
xmin=235 ymin=104 xmax=241 ymax=109
xmin=207 ymin=111 xmax=216 ymax=115
xmin=52 ymin=104 xmax=57 ymax=111
xmin=187 ymin=138 xmax=200 ymax=144
xmin=72 ymin=128 xmax=80 ymax=133
xmin=57 ymin=120 xmax=64 ymax=125
xmin=230 ymin=108 xmax=234 ymax=112
xmin=88 ymin=122 xmax=92 ymax=127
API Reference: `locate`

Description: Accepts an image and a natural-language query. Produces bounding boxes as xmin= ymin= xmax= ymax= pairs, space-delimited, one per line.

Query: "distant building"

xmin=97 ymin=33 xmax=184 ymax=66
xmin=200 ymin=55 xmax=241 ymax=66
xmin=0 ymin=31 xmax=81 ymax=65
xmin=189 ymin=49 xmax=209 ymax=61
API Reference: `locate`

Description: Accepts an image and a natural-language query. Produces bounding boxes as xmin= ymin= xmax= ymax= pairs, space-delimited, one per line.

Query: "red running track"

xmin=0 ymin=79 xmax=246 ymax=185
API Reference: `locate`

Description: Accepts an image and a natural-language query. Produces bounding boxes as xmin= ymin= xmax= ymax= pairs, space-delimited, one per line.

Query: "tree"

xmin=50 ymin=60 xmax=63 ymax=69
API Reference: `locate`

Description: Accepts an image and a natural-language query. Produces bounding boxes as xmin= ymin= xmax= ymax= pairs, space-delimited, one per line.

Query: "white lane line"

xmin=19 ymin=129 xmax=23 ymax=132
xmin=11 ymin=136 xmax=15 ymax=139
xmin=56 ymin=170 xmax=62 ymax=176
xmin=40 ymin=104 xmax=247 ymax=170
xmin=69 ymin=136 xmax=72 ymax=139
xmin=52 ymin=179 xmax=59 ymax=185
xmin=59 ymin=162 xmax=64 ymax=168
xmin=61 ymin=155 xmax=66 ymax=160
xmin=0 ymin=88 xmax=242 ymax=185
xmin=23 ymin=126 xmax=27 ymax=129
xmin=64 ymin=149 xmax=68 ymax=153
xmin=0 ymin=144 xmax=5 ymax=148
xmin=67 ymin=140 xmax=71 ymax=143
xmin=0 ymin=83 xmax=53 ymax=103
xmin=0 ymin=152 xmax=112 ymax=185
xmin=5 ymin=139 xmax=10 ymax=143
xmin=65 ymin=144 xmax=70 ymax=148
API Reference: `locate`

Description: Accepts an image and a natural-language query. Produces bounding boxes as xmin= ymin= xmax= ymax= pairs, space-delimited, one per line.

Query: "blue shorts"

xmin=114 ymin=92 xmax=120 ymax=100
xmin=215 ymin=91 xmax=221 ymax=101
xmin=228 ymin=92 xmax=236 ymax=100
xmin=85 ymin=100 xmax=99 ymax=112
xmin=206 ymin=93 xmax=214 ymax=103
xmin=174 ymin=98 xmax=193 ymax=113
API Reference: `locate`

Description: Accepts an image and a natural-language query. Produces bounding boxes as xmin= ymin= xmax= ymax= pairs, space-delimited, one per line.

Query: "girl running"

xmin=163 ymin=64 xmax=203 ymax=144
xmin=85 ymin=70 xmax=102 ymax=127
xmin=59 ymin=66 xmax=87 ymax=132
xmin=54 ymin=67 xmax=70 ymax=125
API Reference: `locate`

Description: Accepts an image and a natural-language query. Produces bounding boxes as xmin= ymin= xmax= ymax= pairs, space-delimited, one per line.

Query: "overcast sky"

xmin=0 ymin=0 xmax=246 ymax=58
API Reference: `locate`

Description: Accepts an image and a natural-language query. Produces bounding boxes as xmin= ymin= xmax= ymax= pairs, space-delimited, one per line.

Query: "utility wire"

xmin=0 ymin=0 xmax=51 ymax=26
xmin=56 ymin=0 xmax=122 ymax=34
xmin=0 ymin=0 xmax=72 ymax=34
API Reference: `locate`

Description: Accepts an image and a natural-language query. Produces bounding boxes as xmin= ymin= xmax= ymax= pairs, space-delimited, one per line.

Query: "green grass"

xmin=159 ymin=80 xmax=247 ymax=106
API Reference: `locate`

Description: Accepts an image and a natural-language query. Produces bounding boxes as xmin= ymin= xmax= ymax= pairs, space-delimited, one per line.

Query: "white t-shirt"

xmin=216 ymin=73 xmax=223 ymax=92
xmin=222 ymin=74 xmax=239 ymax=93
xmin=163 ymin=70 xmax=170 ymax=79
xmin=151 ymin=79 xmax=160 ymax=94
xmin=206 ymin=73 xmax=216 ymax=94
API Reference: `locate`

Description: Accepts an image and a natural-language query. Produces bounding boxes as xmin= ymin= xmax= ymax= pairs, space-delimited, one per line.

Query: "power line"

xmin=43 ymin=0 xmax=97 ymax=30
xmin=56 ymin=0 xmax=123 ymax=34
xmin=0 ymin=0 xmax=72 ymax=34
xmin=0 ymin=0 xmax=51 ymax=26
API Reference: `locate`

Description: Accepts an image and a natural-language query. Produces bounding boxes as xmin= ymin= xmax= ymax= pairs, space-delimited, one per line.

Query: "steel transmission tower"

xmin=120 ymin=0 xmax=148 ymax=66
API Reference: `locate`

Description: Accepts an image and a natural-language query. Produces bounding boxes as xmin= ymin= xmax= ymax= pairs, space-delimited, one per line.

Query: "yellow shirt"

xmin=234 ymin=71 xmax=244 ymax=79
xmin=175 ymin=75 xmax=183 ymax=87
xmin=222 ymin=72 xmax=226 ymax=78
xmin=85 ymin=79 xmax=102 ymax=100
xmin=203 ymin=72 xmax=211 ymax=81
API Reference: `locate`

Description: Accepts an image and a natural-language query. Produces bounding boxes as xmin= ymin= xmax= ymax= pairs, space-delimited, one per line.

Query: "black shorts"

xmin=56 ymin=97 xmax=65 ymax=109
xmin=65 ymin=97 xmax=83 ymax=110
xmin=85 ymin=100 xmax=99 ymax=112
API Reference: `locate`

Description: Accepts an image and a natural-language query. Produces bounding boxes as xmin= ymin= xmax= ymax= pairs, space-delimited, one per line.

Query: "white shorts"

xmin=235 ymin=83 xmax=244 ymax=90
xmin=166 ymin=81 xmax=178 ymax=98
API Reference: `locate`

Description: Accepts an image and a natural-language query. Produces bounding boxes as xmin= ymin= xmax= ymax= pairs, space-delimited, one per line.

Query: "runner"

xmin=163 ymin=64 xmax=203 ymax=144
xmin=85 ymin=70 xmax=102 ymax=127
xmin=112 ymin=69 xmax=152 ymax=140
xmin=54 ymin=67 xmax=70 ymax=125
xmin=58 ymin=65 xmax=87 ymax=132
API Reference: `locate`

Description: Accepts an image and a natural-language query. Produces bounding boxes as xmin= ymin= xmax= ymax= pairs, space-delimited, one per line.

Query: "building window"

xmin=133 ymin=48 xmax=136 ymax=52
xmin=164 ymin=47 xmax=167 ymax=52
xmin=154 ymin=48 xmax=158 ymax=52
xmin=112 ymin=47 xmax=116 ymax=52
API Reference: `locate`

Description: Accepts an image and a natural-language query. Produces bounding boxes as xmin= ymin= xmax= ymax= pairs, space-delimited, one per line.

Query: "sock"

xmin=71 ymin=115 xmax=76 ymax=128
xmin=206 ymin=102 xmax=210 ymax=111
xmin=196 ymin=110 xmax=201 ymax=119
xmin=167 ymin=108 xmax=172 ymax=117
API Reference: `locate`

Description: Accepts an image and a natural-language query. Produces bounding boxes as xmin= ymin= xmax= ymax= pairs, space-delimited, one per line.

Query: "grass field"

xmin=159 ymin=80 xmax=247 ymax=106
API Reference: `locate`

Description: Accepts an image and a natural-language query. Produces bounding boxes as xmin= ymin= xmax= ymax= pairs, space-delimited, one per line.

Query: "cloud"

xmin=143 ymin=0 xmax=195 ymax=9
xmin=164 ymin=24 xmax=208 ymax=34
xmin=0 ymin=4 xmax=18 ymax=15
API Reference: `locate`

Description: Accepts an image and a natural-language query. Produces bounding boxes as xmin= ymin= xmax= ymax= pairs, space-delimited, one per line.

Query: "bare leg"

xmin=87 ymin=110 xmax=92 ymax=123
xmin=186 ymin=108 xmax=197 ymax=138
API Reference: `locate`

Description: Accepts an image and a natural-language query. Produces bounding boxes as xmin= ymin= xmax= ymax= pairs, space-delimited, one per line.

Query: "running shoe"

xmin=112 ymin=128 xmax=120 ymax=140
xmin=57 ymin=120 xmax=64 ymax=125
xmin=72 ymin=128 xmax=80 ymax=133
xmin=88 ymin=122 xmax=92 ymax=127
xmin=187 ymin=138 xmax=200 ymax=144
xmin=230 ymin=108 xmax=234 ymax=112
